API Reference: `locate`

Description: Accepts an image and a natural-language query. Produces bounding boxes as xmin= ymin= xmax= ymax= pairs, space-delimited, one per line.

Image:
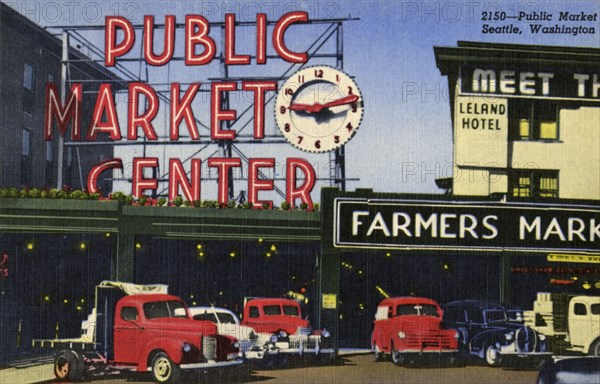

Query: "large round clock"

xmin=275 ymin=65 xmax=364 ymax=153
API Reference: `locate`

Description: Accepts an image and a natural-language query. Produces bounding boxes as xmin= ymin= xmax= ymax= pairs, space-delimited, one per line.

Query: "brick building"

xmin=0 ymin=2 xmax=120 ymax=192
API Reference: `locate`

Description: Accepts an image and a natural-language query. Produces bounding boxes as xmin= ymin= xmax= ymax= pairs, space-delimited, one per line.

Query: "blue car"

xmin=442 ymin=300 xmax=551 ymax=366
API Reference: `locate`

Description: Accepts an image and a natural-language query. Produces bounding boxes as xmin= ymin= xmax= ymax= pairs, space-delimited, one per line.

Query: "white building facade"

xmin=435 ymin=42 xmax=600 ymax=201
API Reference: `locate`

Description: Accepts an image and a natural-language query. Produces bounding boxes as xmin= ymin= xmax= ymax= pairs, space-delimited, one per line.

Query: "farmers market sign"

xmin=334 ymin=198 xmax=600 ymax=254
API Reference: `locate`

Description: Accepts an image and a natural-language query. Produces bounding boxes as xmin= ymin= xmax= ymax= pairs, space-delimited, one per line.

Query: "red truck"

xmin=32 ymin=281 xmax=243 ymax=383
xmin=241 ymin=297 xmax=335 ymax=364
xmin=371 ymin=297 xmax=459 ymax=365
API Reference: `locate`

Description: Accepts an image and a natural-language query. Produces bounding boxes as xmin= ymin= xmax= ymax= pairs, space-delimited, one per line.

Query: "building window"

xmin=45 ymin=141 xmax=54 ymax=187
xmin=23 ymin=64 xmax=35 ymax=114
xmin=512 ymin=175 xmax=531 ymax=197
xmin=21 ymin=128 xmax=32 ymax=185
xmin=67 ymin=147 xmax=73 ymax=166
xmin=46 ymin=141 xmax=53 ymax=162
xmin=510 ymin=100 xmax=558 ymax=141
xmin=23 ymin=64 xmax=34 ymax=90
xmin=22 ymin=128 xmax=31 ymax=157
xmin=509 ymin=170 xmax=558 ymax=199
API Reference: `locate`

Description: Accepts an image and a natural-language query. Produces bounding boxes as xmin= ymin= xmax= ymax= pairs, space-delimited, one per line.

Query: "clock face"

xmin=275 ymin=65 xmax=364 ymax=153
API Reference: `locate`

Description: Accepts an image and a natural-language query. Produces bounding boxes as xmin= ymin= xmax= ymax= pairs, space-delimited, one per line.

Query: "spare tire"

xmin=53 ymin=350 xmax=85 ymax=382
xmin=516 ymin=327 xmax=536 ymax=353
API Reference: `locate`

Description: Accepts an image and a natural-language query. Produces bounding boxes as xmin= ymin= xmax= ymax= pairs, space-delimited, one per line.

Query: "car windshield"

xmin=263 ymin=305 xmax=282 ymax=316
xmin=216 ymin=312 xmax=237 ymax=324
xmin=144 ymin=300 xmax=187 ymax=319
xmin=485 ymin=310 xmax=507 ymax=323
xmin=506 ymin=310 xmax=524 ymax=322
xmin=193 ymin=312 xmax=218 ymax=323
xmin=396 ymin=304 xmax=439 ymax=317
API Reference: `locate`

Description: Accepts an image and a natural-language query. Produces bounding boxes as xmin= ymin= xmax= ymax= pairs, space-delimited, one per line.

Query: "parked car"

xmin=536 ymin=357 xmax=600 ymax=384
xmin=241 ymin=298 xmax=335 ymax=364
xmin=32 ymin=281 xmax=243 ymax=383
xmin=370 ymin=297 xmax=459 ymax=365
xmin=189 ymin=306 xmax=277 ymax=361
xmin=443 ymin=300 xmax=551 ymax=366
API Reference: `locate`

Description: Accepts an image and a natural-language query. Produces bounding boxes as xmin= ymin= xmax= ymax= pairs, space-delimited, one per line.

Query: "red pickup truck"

xmin=371 ymin=297 xmax=459 ymax=365
xmin=33 ymin=281 xmax=242 ymax=383
xmin=241 ymin=297 xmax=335 ymax=364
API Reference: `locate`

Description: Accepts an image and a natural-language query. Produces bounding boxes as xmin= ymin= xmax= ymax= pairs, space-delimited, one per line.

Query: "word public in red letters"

xmin=44 ymin=12 xmax=317 ymax=209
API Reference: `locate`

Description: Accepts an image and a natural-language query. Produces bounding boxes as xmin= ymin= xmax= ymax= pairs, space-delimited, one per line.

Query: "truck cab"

xmin=567 ymin=296 xmax=600 ymax=355
xmin=372 ymin=297 xmax=458 ymax=365
xmin=240 ymin=298 xmax=334 ymax=363
xmin=525 ymin=293 xmax=600 ymax=356
xmin=113 ymin=294 xmax=238 ymax=366
xmin=242 ymin=298 xmax=308 ymax=335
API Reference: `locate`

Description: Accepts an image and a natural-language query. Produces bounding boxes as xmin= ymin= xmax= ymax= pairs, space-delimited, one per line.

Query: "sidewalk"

xmin=0 ymin=363 xmax=53 ymax=384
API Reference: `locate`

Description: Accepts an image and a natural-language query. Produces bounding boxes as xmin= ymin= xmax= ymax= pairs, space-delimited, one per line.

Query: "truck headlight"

xmin=232 ymin=341 xmax=240 ymax=349
xmin=269 ymin=335 xmax=278 ymax=343
xmin=182 ymin=342 xmax=192 ymax=353
xmin=504 ymin=333 xmax=513 ymax=341
xmin=538 ymin=334 xmax=546 ymax=341
xmin=398 ymin=331 xmax=406 ymax=339
xmin=278 ymin=330 xmax=288 ymax=338
xmin=322 ymin=329 xmax=331 ymax=338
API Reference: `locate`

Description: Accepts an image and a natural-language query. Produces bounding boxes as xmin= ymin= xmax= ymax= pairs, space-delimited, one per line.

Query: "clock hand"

xmin=287 ymin=103 xmax=313 ymax=112
xmin=288 ymin=94 xmax=359 ymax=114
xmin=320 ymin=94 xmax=360 ymax=109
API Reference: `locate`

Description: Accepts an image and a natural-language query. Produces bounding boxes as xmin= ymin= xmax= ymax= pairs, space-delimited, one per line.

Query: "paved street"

xmin=15 ymin=353 xmax=539 ymax=384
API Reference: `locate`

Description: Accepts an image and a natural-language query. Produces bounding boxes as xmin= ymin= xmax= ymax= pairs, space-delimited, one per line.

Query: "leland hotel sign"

xmin=334 ymin=199 xmax=600 ymax=254
xmin=44 ymin=12 xmax=363 ymax=209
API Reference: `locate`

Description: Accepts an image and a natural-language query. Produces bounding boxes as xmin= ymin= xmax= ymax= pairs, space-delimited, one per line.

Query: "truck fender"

xmin=138 ymin=339 xmax=185 ymax=372
xmin=584 ymin=337 xmax=600 ymax=356
xmin=456 ymin=327 xmax=469 ymax=348
xmin=371 ymin=331 xmax=388 ymax=352
xmin=471 ymin=331 xmax=500 ymax=357
xmin=390 ymin=333 xmax=406 ymax=352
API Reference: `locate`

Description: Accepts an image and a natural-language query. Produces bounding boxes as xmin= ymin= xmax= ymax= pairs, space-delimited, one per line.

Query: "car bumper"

xmin=275 ymin=347 xmax=336 ymax=356
xmin=498 ymin=350 xmax=552 ymax=357
xmin=244 ymin=349 xmax=279 ymax=360
xmin=498 ymin=343 xmax=552 ymax=357
xmin=396 ymin=349 xmax=458 ymax=354
xmin=178 ymin=359 xmax=244 ymax=370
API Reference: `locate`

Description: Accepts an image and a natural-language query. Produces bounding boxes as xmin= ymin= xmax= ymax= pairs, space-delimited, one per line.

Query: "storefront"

xmin=0 ymin=199 xmax=323 ymax=362
xmin=318 ymin=188 xmax=600 ymax=347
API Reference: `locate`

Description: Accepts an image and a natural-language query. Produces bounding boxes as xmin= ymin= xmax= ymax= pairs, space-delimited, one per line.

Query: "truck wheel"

xmin=316 ymin=353 xmax=335 ymax=366
xmin=53 ymin=350 xmax=84 ymax=382
xmin=391 ymin=347 xmax=405 ymax=366
xmin=373 ymin=344 xmax=384 ymax=362
xmin=484 ymin=345 xmax=500 ymax=366
xmin=589 ymin=339 xmax=600 ymax=357
xmin=151 ymin=352 xmax=181 ymax=383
